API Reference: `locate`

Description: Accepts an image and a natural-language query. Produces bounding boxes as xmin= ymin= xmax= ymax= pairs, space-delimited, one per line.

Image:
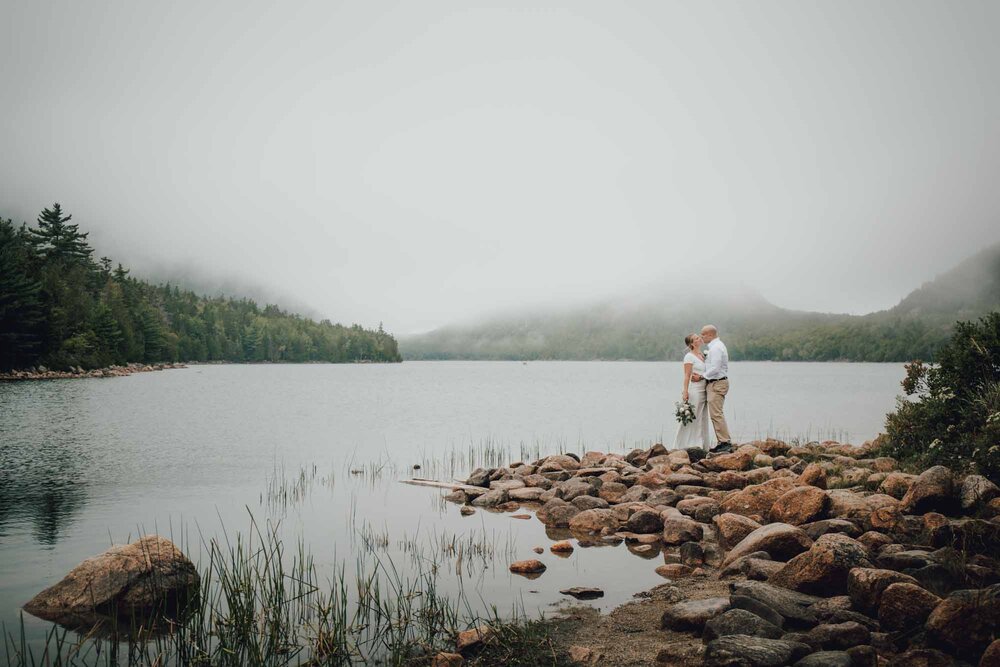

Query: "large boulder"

xmin=924 ymin=583 xmax=1000 ymax=658
xmin=625 ymin=508 xmax=663 ymax=534
xmin=804 ymin=621 xmax=871 ymax=651
xmin=826 ymin=491 xmax=898 ymax=520
xmin=24 ymin=536 xmax=199 ymax=624
xmin=900 ymin=466 xmax=957 ymax=515
xmin=537 ymin=454 xmax=581 ymax=473
xmin=470 ymin=488 xmax=509 ymax=507
xmin=661 ymin=597 xmax=731 ymax=631
xmin=877 ymin=582 xmax=940 ymax=632
xmin=677 ymin=497 xmax=721 ymax=522
xmin=720 ymin=478 xmax=796 ymax=518
xmin=729 ymin=580 xmax=821 ymax=629
xmin=597 ymin=481 xmax=628 ymax=503
xmin=714 ymin=513 xmax=762 ymax=551
xmin=795 ymin=652 xmax=853 ymax=667
xmin=770 ymin=534 xmax=872 ymax=595
xmin=535 ymin=498 xmax=581 ymax=527
xmin=797 ymin=463 xmax=828 ymax=489
xmin=877 ymin=472 xmax=917 ymax=500
xmin=703 ymin=609 xmax=783 ymax=642
xmin=846 ymin=568 xmax=920 ymax=614
xmin=557 ymin=478 xmax=598 ymax=501
xmin=960 ymin=475 xmax=1000 ymax=511
xmin=568 ymin=509 xmax=618 ymax=534
xmin=722 ymin=523 xmax=814 ymax=569
xmin=801 ymin=519 xmax=862 ymax=541
xmin=662 ymin=517 xmax=704 ymax=545
xmin=703 ymin=635 xmax=811 ymax=667
xmin=702 ymin=448 xmax=754 ymax=472
xmin=769 ymin=487 xmax=829 ymax=526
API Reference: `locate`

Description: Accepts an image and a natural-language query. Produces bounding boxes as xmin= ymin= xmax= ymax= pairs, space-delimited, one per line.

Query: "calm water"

xmin=0 ymin=361 xmax=904 ymax=650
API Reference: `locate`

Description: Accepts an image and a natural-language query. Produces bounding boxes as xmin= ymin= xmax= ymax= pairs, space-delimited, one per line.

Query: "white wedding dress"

xmin=672 ymin=351 xmax=716 ymax=452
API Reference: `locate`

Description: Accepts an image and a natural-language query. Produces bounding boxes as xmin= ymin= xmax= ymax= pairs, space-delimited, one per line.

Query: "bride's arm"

xmin=682 ymin=362 xmax=693 ymax=401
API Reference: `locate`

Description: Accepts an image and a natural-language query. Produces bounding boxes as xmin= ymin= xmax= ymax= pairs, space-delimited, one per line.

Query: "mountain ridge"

xmin=402 ymin=241 xmax=1000 ymax=362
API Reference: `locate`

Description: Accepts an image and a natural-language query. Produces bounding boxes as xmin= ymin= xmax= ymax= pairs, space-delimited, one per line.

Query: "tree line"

xmin=0 ymin=204 xmax=401 ymax=371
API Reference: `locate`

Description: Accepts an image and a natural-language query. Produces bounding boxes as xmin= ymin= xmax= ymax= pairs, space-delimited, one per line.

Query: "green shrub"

xmin=882 ymin=312 xmax=1000 ymax=483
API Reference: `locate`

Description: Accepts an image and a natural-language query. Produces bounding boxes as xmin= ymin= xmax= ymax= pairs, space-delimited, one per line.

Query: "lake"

xmin=0 ymin=361 xmax=904 ymax=658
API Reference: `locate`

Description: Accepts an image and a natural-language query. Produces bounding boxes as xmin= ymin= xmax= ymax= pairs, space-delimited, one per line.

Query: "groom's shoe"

xmin=711 ymin=442 xmax=734 ymax=454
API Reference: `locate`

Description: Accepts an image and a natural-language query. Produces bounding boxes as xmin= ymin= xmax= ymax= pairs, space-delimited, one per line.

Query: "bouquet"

xmin=675 ymin=400 xmax=696 ymax=426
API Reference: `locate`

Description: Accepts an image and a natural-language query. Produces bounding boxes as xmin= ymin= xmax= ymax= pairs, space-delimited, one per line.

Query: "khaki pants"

xmin=706 ymin=378 xmax=731 ymax=443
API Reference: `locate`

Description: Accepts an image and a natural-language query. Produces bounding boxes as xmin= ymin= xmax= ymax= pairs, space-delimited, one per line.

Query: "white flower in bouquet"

xmin=675 ymin=400 xmax=696 ymax=426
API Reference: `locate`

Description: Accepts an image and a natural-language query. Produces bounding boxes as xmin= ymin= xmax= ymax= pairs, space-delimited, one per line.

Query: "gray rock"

xmin=558 ymin=478 xmax=597 ymax=501
xmin=729 ymin=594 xmax=785 ymax=629
xmin=801 ymin=519 xmax=863 ymax=541
xmin=793 ymin=651 xmax=853 ymax=667
xmin=899 ymin=465 xmax=956 ymax=515
xmin=466 ymin=468 xmax=491 ymax=487
xmin=625 ymin=508 xmax=663 ymax=534
xmin=960 ymin=474 xmax=999 ymax=511
xmin=804 ymin=621 xmax=870 ymax=651
xmin=535 ymin=498 xmax=580 ymax=527
xmin=703 ymin=635 xmax=812 ymax=667
xmin=703 ymin=609 xmax=783 ymax=642
xmin=470 ymin=488 xmax=508 ymax=507
xmin=23 ymin=536 xmax=199 ymax=625
xmin=769 ymin=534 xmax=872 ymax=595
xmin=571 ymin=495 xmax=608 ymax=510
xmin=661 ymin=597 xmax=731 ymax=631
xmin=730 ymin=581 xmax=820 ymax=629
xmin=845 ymin=645 xmax=877 ymax=667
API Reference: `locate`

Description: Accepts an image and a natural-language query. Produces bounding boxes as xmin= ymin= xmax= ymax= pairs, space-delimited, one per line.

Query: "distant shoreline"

xmin=0 ymin=359 xmax=399 ymax=381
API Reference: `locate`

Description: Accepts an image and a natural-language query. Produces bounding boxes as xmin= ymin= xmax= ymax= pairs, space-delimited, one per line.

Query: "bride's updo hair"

xmin=684 ymin=333 xmax=698 ymax=349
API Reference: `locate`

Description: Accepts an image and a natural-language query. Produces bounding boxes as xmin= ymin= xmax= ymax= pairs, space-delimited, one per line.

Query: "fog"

xmin=3 ymin=1 xmax=998 ymax=333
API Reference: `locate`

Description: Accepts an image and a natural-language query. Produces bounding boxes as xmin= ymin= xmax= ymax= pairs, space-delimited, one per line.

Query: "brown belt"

xmin=706 ymin=377 xmax=727 ymax=384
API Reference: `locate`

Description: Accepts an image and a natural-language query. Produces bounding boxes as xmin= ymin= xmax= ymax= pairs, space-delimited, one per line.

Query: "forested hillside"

xmin=402 ymin=242 xmax=1000 ymax=362
xmin=0 ymin=204 xmax=401 ymax=371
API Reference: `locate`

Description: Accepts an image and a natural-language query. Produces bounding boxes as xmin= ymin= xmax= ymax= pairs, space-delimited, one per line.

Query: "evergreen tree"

xmin=27 ymin=203 xmax=93 ymax=264
xmin=0 ymin=218 xmax=44 ymax=369
xmin=140 ymin=308 xmax=165 ymax=362
xmin=92 ymin=303 xmax=123 ymax=362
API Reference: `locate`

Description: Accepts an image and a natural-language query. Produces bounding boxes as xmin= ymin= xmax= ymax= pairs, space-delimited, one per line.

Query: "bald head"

xmin=701 ymin=325 xmax=718 ymax=342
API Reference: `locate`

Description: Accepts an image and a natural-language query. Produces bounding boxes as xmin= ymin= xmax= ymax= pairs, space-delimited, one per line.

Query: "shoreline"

xmin=0 ymin=362 xmax=187 ymax=381
xmin=0 ymin=359 xmax=406 ymax=381
xmin=438 ymin=440 xmax=1000 ymax=665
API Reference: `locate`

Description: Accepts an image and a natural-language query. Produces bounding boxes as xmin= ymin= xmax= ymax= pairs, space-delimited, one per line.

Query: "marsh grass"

xmin=2 ymin=508 xmax=553 ymax=667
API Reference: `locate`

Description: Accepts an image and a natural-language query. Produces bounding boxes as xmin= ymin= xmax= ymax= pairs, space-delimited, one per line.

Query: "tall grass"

xmin=2 ymin=509 xmax=552 ymax=667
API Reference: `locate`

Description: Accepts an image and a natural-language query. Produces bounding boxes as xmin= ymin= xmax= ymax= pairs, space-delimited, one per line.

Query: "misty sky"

xmin=3 ymin=1 xmax=998 ymax=333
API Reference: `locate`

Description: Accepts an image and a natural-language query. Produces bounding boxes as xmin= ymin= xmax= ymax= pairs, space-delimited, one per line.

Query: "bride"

xmin=673 ymin=333 xmax=715 ymax=452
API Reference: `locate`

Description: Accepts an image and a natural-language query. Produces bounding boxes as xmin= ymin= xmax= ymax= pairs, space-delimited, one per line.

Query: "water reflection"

xmin=0 ymin=471 xmax=88 ymax=545
xmin=0 ymin=382 xmax=93 ymax=544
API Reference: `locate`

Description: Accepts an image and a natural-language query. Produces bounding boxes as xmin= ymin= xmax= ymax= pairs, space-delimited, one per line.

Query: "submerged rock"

xmin=24 ymin=536 xmax=199 ymax=626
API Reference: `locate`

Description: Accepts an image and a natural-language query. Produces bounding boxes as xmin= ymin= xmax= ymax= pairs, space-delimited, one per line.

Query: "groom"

xmin=700 ymin=325 xmax=733 ymax=453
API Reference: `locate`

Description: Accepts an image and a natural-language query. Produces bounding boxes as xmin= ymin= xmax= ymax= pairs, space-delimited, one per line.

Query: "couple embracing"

xmin=673 ymin=325 xmax=733 ymax=454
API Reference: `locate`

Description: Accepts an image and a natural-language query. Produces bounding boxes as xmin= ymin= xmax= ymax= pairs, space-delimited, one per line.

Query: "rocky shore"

xmin=0 ymin=362 xmax=186 ymax=381
xmin=445 ymin=440 xmax=1000 ymax=666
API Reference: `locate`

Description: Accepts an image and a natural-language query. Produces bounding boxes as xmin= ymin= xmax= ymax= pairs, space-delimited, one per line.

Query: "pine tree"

xmin=140 ymin=308 xmax=165 ymax=362
xmin=27 ymin=203 xmax=93 ymax=264
xmin=92 ymin=304 xmax=123 ymax=362
xmin=0 ymin=218 xmax=44 ymax=369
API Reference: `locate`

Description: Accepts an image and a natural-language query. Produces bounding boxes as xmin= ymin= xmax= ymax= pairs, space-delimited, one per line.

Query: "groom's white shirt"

xmin=704 ymin=338 xmax=729 ymax=380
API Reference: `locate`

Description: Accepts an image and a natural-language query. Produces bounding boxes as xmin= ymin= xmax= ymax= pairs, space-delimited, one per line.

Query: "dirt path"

xmin=548 ymin=578 xmax=730 ymax=665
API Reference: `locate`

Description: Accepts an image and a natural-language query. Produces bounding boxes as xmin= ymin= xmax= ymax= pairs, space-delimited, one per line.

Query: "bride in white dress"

xmin=673 ymin=333 xmax=716 ymax=452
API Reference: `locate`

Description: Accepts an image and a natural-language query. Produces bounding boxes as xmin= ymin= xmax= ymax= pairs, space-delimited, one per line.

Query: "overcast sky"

xmin=3 ymin=1 xmax=998 ymax=333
